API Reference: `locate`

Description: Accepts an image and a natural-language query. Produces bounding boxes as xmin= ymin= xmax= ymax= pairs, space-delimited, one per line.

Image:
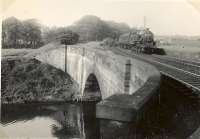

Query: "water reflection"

xmin=0 ymin=102 xmax=138 ymax=139
xmin=51 ymin=102 xmax=100 ymax=139
xmin=0 ymin=102 xmax=100 ymax=139
xmin=1 ymin=93 xmax=200 ymax=139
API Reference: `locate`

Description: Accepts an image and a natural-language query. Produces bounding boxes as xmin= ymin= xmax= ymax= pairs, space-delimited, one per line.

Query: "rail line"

xmin=153 ymin=55 xmax=200 ymax=67
xmin=112 ymin=48 xmax=200 ymax=92
xmin=151 ymin=55 xmax=200 ymax=75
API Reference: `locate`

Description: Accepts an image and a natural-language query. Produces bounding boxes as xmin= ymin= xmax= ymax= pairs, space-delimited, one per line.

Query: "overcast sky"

xmin=1 ymin=0 xmax=200 ymax=36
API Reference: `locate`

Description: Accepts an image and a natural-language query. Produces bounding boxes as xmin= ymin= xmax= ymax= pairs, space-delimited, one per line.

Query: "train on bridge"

xmin=57 ymin=28 xmax=164 ymax=55
xmin=101 ymin=28 xmax=164 ymax=54
xmin=116 ymin=28 xmax=164 ymax=54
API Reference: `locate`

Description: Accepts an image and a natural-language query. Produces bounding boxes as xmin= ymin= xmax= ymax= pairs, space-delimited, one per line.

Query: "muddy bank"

xmin=1 ymin=57 xmax=78 ymax=104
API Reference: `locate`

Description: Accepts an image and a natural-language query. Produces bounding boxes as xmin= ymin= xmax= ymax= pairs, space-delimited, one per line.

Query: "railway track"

xmin=153 ymin=55 xmax=200 ymax=67
xmin=112 ymin=48 xmax=200 ymax=92
xmin=151 ymin=55 xmax=200 ymax=75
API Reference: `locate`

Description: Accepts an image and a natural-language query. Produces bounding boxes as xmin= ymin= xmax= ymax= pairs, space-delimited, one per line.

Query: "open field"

xmin=157 ymin=38 xmax=200 ymax=62
xmin=158 ymin=45 xmax=200 ymax=61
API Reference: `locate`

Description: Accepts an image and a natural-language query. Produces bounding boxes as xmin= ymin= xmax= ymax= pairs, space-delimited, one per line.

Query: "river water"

xmin=1 ymin=102 xmax=137 ymax=139
xmin=1 ymin=102 xmax=99 ymax=139
xmin=1 ymin=89 xmax=200 ymax=139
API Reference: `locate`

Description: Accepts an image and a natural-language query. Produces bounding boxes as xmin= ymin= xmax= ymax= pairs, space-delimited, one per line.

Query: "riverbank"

xmin=1 ymin=54 xmax=78 ymax=104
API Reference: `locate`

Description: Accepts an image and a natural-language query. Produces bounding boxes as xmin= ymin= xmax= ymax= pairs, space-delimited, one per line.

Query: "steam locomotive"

xmin=116 ymin=28 xmax=163 ymax=54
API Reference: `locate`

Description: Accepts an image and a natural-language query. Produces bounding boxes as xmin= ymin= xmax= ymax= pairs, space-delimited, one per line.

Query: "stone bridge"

xmin=35 ymin=42 xmax=160 ymax=122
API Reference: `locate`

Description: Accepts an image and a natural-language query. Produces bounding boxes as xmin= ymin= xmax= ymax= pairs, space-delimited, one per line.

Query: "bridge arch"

xmin=83 ymin=73 xmax=102 ymax=101
xmin=36 ymin=42 xmax=161 ymax=121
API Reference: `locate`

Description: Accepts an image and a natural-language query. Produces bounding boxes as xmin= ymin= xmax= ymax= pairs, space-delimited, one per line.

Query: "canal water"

xmin=1 ymin=102 xmax=137 ymax=139
xmin=0 ymin=96 xmax=199 ymax=139
xmin=1 ymin=82 xmax=200 ymax=139
xmin=0 ymin=102 xmax=158 ymax=139
xmin=1 ymin=102 xmax=99 ymax=139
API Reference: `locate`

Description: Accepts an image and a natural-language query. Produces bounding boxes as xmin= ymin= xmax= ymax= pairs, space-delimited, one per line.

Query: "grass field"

xmin=157 ymin=38 xmax=200 ymax=62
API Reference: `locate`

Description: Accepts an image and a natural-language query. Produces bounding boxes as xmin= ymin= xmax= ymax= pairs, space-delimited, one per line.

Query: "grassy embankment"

xmin=1 ymin=43 xmax=78 ymax=104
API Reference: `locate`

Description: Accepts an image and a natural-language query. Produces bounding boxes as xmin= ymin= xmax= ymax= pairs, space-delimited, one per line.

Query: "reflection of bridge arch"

xmin=83 ymin=74 xmax=102 ymax=101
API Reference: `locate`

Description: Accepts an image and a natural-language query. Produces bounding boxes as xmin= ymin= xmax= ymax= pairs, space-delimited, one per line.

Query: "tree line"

xmin=43 ymin=15 xmax=131 ymax=43
xmin=2 ymin=17 xmax=43 ymax=48
xmin=69 ymin=15 xmax=131 ymax=42
xmin=2 ymin=15 xmax=131 ymax=49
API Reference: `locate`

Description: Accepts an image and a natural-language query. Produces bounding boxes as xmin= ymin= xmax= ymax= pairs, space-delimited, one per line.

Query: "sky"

xmin=1 ymin=0 xmax=200 ymax=36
